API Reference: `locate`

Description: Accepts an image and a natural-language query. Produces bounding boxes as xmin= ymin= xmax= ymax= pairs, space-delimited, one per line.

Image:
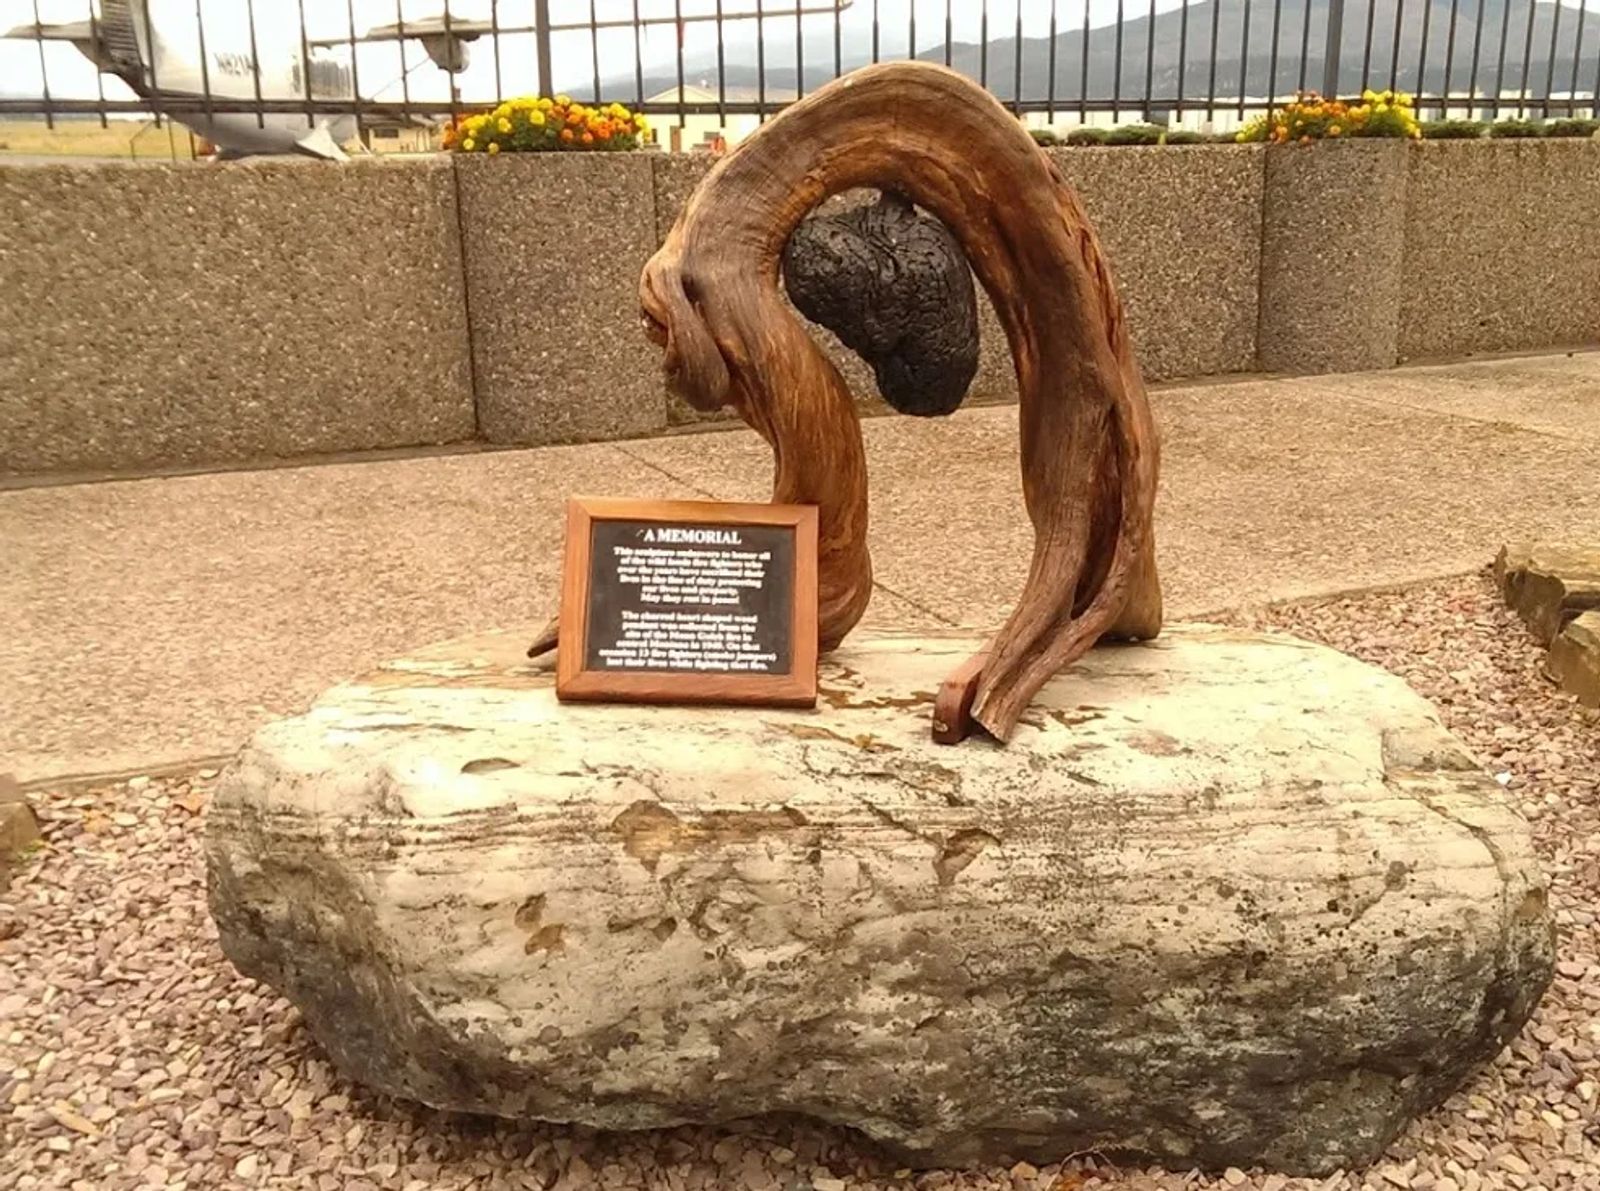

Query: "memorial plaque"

xmin=556 ymin=498 xmax=819 ymax=707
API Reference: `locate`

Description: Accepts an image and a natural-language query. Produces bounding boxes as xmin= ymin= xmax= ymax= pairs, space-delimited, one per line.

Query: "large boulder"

xmin=205 ymin=625 xmax=1553 ymax=1175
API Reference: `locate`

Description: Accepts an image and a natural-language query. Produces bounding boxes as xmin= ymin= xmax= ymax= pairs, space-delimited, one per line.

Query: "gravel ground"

xmin=2 ymin=571 xmax=1597 ymax=1191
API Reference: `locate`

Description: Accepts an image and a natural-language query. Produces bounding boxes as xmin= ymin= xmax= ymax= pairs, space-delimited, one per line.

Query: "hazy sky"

xmin=4 ymin=0 xmax=1598 ymax=103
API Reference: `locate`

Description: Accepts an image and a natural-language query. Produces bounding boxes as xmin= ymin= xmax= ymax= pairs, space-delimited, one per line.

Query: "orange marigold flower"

xmin=581 ymin=132 xmax=594 ymax=144
xmin=560 ymin=128 xmax=574 ymax=142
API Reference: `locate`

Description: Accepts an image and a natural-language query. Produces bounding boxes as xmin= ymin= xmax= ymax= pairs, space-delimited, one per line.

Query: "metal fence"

xmin=3 ymin=0 xmax=1597 ymax=135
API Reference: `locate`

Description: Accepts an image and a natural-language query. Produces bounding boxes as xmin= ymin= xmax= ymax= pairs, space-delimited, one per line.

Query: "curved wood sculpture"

xmin=639 ymin=62 xmax=1162 ymax=744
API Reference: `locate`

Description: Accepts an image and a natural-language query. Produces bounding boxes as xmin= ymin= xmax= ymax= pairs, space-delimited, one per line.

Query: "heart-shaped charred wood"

xmin=782 ymin=191 xmax=979 ymax=417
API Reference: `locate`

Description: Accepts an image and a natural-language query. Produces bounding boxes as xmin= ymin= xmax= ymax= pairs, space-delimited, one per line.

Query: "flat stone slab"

xmin=1495 ymin=542 xmax=1600 ymax=645
xmin=1545 ymin=610 xmax=1600 ymax=708
xmin=205 ymin=626 xmax=1554 ymax=1175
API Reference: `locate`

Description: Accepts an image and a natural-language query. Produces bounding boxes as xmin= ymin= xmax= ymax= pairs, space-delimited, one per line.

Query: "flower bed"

xmin=444 ymin=96 xmax=649 ymax=154
xmin=1237 ymin=89 xmax=1421 ymax=143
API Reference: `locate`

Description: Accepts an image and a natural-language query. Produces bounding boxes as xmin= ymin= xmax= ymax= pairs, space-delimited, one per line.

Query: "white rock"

xmin=206 ymin=626 xmax=1554 ymax=1175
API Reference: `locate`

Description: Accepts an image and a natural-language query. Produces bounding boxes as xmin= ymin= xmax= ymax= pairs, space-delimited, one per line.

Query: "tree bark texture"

xmin=640 ymin=62 xmax=1162 ymax=742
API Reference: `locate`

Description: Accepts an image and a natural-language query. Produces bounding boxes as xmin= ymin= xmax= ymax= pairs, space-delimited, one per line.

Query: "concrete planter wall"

xmin=455 ymin=154 xmax=666 ymax=445
xmin=1398 ymin=140 xmax=1600 ymax=362
xmin=0 ymin=159 xmax=474 ymax=476
xmin=2 ymin=140 xmax=1596 ymax=476
xmin=1258 ymin=140 xmax=1409 ymax=375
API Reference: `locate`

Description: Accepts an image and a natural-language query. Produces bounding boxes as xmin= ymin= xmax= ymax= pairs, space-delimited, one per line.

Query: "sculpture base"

xmin=205 ymin=626 xmax=1553 ymax=1175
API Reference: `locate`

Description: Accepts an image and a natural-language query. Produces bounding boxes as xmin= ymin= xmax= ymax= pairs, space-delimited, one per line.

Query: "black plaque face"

xmin=583 ymin=519 xmax=796 ymax=676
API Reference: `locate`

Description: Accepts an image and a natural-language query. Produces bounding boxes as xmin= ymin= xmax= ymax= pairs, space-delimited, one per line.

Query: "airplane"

xmin=4 ymin=1 xmax=855 ymax=161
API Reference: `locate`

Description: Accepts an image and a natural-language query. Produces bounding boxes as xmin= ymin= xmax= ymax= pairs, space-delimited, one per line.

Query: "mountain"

xmin=597 ymin=0 xmax=1599 ymax=108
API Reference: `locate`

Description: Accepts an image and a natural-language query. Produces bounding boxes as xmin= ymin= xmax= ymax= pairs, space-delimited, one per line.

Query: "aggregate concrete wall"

xmin=3 ymin=141 xmax=1596 ymax=477
xmin=0 ymin=159 xmax=474 ymax=476
xmin=1258 ymin=141 xmax=1409 ymax=375
xmin=1047 ymin=145 xmax=1264 ymax=383
xmin=1398 ymin=141 xmax=1600 ymax=363
xmin=456 ymin=154 xmax=667 ymax=445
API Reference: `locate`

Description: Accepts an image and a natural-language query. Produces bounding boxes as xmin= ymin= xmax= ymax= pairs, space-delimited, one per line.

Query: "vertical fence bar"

xmin=343 ymin=0 xmax=361 ymax=136
xmin=87 ymin=1 xmax=108 ymax=127
xmin=1047 ymin=0 xmax=1059 ymax=121
xmin=1144 ymin=0 xmax=1157 ymax=117
xmin=1208 ymin=0 xmax=1222 ymax=119
xmin=1177 ymin=0 xmax=1190 ymax=115
xmin=1298 ymin=0 xmax=1314 ymax=95
xmin=910 ymin=0 xmax=917 ymax=59
xmin=1267 ymin=0 xmax=1283 ymax=111
xmin=1593 ymin=7 xmax=1600 ymax=118
xmin=440 ymin=0 xmax=461 ymax=121
xmin=1442 ymin=0 xmax=1461 ymax=112
xmin=1519 ymin=0 xmax=1538 ymax=115
xmin=1387 ymin=0 xmax=1405 ymax=92
xmin=490 ymin=0 xmax=504 ymax=103
xmin=1239 ymin=0 xmax=1254 ymax=116
xmin=138 ymin=0 xmax=161 ymax=127
xmin=1492 ymin=0 xmax=1512 ymax=117
xmin=197 ymin=0 xmax=217 ymax=132
xmin=588 ymin=1 xmax=601 ymax=101
xmin=1321 ymin=0 xmax=1344 ymax=97
xmin=1467 ymin=0 xmax=1486 ymax=117
xmin=1542 ymin=0 xmax=1563 ymax=113
xmin=1361 ymin=0 xmax=1378 ymax=92
xmin=1080 ymin=0 xmax=1090 ymax=121
xmin=678 ymin=0 xmax=690 ymax=123
xmin=758 ymin=0 xmax=768 ymax=119
xmin=873 ymin=0 xmax=880 ymax=63
xmin=834 ymin=0 xmax=842 ymax=80
xmin=632 ymin=0 xmax=644 ymax=104
xmin=1113 ymin=0 xmax=1124 ymax=118
xmin=533 ymin=0 xmax=553 ymax=96
xmin=1416 ymin=0 xmax=1433 ymax=107
xmin=796 ymin=0 xmax=805 ymax=100
xmin=395 ymin=1 xmax=415 ymax=123
xmin=719 ymin=0 xmax=729 ymax=119
xmin=1015 ymin=3 xmax=1025 ymax=114
xmin=30 ymin=0 xmax=53 ymax=129
xmin=1569 ymin=4 xmax=1589 ymax=114
xmin=945 ymin=0 xmax=954 ymax=66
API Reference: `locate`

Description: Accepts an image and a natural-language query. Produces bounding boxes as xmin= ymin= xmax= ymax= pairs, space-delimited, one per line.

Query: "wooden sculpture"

xmin=640 ymin=61 xmax=1162 ymax=744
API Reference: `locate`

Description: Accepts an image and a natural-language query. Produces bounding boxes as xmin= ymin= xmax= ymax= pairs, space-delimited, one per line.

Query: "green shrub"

xmin=1028 ymin=127 xmax=1060 ymax=147
xmin=1420 ymin=119 xmax=1487 ymax=139
xmin=1546 ymin=117 xmax=1600 ymax=138
xmin=1104 ymin=123 xmax=1166 ymax=146
xmin=1162 ymin=129 xmax=1206 ymax=145
xmin=1063 ymin=127 xmax=1108 ymax=146
xmin=1490 ymin=118 xmax=1543 ymax=138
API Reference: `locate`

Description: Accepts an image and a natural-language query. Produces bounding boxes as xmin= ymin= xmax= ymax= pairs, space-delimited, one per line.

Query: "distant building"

xmin=645 ymin=83 xmax=799 ymax=150
xmin=362 ymin=116 xmax=440 ymax=155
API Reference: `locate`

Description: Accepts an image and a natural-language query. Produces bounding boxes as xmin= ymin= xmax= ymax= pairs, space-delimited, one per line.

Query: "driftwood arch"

xmin=639 ymin=62 xmax=1162 ymax=744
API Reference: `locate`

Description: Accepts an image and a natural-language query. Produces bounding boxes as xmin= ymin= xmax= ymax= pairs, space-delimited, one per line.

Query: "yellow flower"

xmin=555 ymin=94 xmax=572 ymax=106
xmin=528 ymin=109 xmax=546 ymax=127
xmin=498 ymin=118 xmax=512 ymax=134
xmin=538 ymin=97 xmax=553 ymax=110
xmin=462 ymin=137 xmax=475 ymax=151
xmin=487 ymin=141 xmax=500 ymax=155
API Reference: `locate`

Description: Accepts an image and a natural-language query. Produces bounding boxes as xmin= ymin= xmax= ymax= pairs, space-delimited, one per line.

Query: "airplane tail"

xmin=292 ymin=123 xmax=349 ymax=162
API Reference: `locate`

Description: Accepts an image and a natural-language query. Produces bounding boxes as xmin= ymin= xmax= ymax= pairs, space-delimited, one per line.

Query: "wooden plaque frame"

xmin=555 ymin=497 xmax=819 ymax=707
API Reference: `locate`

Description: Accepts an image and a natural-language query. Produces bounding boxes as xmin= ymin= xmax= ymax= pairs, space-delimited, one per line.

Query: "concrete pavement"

xmin=4 ymin=351 xmax=1598 ymax=784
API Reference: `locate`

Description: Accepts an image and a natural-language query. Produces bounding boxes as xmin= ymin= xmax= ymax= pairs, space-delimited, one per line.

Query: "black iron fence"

xmin=3 ymin=0 xmax=1597 ymax=134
